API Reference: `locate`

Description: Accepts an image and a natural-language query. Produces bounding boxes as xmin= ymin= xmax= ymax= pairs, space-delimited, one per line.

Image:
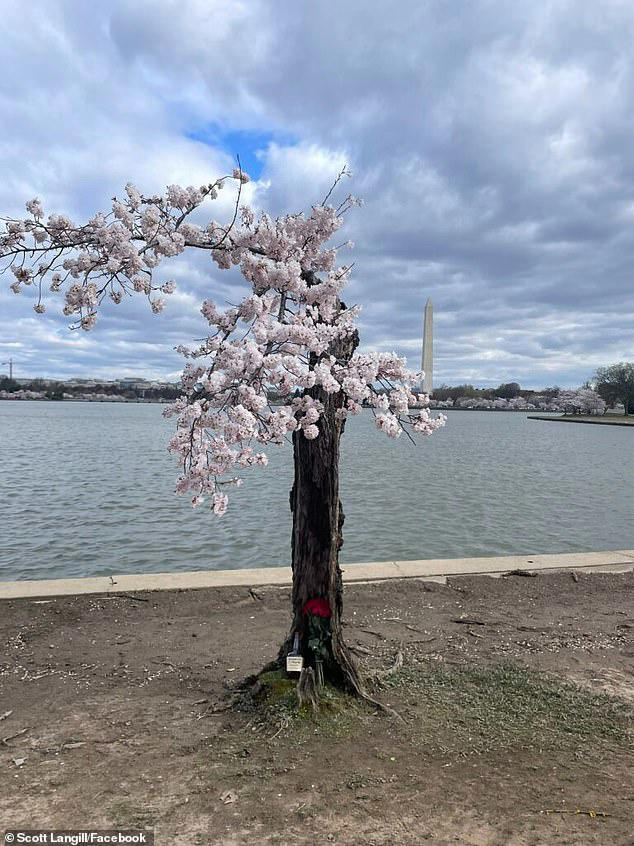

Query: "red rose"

xmin=303 ymin=598 xmax=331 ymax=618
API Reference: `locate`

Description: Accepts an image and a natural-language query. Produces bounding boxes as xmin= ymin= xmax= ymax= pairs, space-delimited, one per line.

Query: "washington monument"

xmin=421 ymin=298 xmax=433 ymax=394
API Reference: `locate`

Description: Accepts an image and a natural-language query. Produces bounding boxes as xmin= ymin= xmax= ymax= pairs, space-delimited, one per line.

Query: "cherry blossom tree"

xmin=1 ymin=169 xmax=445 ymax=697
xmin=556 ymin=388 xmax=606 ymax=415
xmin=506 ymin=396 xmax=536 ymax=410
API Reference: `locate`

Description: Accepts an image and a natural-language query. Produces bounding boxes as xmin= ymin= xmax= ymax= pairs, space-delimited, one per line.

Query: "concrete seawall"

xmin=1 ymin=549 xmax=633 ymax=600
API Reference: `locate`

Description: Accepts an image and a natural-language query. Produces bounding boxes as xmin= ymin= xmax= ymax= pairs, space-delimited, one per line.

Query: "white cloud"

xmin=2 ymin=0 xmax=634 ymax=387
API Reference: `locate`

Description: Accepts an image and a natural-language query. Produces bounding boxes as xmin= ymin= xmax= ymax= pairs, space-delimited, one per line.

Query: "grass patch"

xmin=387 ymin=662 xmax=633 ymax=756
xmin=256 ymin=670 xmax=298 ymax=705
xmin=247 ymin=669 xmax=364 ymax=739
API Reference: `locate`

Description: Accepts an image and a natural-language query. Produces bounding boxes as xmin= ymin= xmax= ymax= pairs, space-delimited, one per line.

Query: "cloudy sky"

xmin=1 ymin=0 xmax=634 ymax=389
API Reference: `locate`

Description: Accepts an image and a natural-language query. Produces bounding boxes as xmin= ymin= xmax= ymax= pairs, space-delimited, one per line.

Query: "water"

xmin=0 ymin=402 xmax=632 ymax=580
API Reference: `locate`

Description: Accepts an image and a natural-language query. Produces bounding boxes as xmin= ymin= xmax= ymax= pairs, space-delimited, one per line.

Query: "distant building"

xmin=119 ymin=377 xmax=148 ymax=388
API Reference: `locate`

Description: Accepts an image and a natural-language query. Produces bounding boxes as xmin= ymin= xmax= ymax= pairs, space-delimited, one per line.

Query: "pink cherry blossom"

xmin=1 ymin=172 xmax=445 ymax=514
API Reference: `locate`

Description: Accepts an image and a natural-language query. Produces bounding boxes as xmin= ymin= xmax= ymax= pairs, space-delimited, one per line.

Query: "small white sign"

xmin=286 ymin=655 xmax=304 ymax=673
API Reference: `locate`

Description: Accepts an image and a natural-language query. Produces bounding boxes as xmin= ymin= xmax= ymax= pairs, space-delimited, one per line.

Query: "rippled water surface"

xmin=1 ymin=401 xmax=632 ymax=580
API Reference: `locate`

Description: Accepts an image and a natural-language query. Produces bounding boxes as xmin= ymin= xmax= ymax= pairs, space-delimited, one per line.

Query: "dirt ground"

xmin=0 ymin=570 xmax=632 ymax=846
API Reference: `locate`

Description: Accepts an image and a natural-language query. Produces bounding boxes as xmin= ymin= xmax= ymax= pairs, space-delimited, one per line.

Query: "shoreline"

xmin=2 ymin=548 xmax=633 ymax=599
xmin=1 ymin=398 xmax=562 ymax=411
xmin=528 ymin=413 xmax=634 ymax=426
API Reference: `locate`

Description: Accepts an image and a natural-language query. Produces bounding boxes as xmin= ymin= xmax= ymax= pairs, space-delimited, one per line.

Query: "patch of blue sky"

xmin=186 ymin=125 xmax=297 ymax=180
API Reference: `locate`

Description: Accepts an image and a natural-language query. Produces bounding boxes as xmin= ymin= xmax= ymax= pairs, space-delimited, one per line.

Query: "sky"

xmin=1 ymin=0 xmax=634 ymax=389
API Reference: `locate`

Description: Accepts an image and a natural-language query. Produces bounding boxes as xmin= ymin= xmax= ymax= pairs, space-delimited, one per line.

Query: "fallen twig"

xmin=111 ymin=593 xmax=149 ymax=602
xmin=149 ymin=659 xmax=178 ymax=672
xmin=571 ymin=571 xmax=579 ymax=583
xmin=358 ymin=628 xmax=387 ymax=640
xmin=452 ymin=617 xmax=487 ymax=626
xmin=543 ymin=808 xmax=610 ymax=818
xmin=383 ymin=618 xmax=430 ymax=635
xmin=467 ymin=629 xmax=484 ymax=639
xmin=405 ymin=623 xmax=430 ymax=635
xmin=503 ymin=569 xmax=537 ymax=578
xmin=269 ymin=718 xmax=290 ymax=740
xmin=62 ymin=741 xmax=86 ymax=750
xmin=0 ymin=710 xmax=13 ymax=722
xmin=1 ymin=727 xmax=29 ymax=746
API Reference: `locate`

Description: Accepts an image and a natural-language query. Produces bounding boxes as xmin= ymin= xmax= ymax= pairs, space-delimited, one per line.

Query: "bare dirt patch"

xmin=1 ymin=570 xmax=632 ymax=845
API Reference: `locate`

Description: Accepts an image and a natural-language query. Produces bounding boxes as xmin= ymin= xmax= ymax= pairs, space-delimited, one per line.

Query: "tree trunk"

xmin=287 ymin=394 xmax=362 ymax=692
xmin=282 ymin=306 xmax=364 ymax=693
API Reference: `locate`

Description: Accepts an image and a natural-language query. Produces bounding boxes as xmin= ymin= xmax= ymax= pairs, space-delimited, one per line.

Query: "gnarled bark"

xmin=253 ymin=299 xmax=399 ymax=713
xmin=282 ymin=312 xmax=365 ymax=694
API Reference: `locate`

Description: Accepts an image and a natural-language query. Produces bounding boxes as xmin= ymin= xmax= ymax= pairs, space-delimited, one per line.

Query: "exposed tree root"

xmin=296 ymin=667 xmax=320 ymax=712
xmin=333 ymin=638 xmax=405 ymax=722
xmin=228 ymin=639 xmax=405 ymax=723
xmin=365 ymin=650 xmax=404 ymax=687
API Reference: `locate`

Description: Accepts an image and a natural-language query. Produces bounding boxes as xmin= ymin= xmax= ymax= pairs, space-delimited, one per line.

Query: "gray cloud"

xmin=1 ymin=0 xmax=634 ymax=388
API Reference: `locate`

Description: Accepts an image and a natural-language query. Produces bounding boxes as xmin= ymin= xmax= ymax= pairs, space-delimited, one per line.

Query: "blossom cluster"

xmin=164 ymin=203 xmax=444 ymax=512
xmin=2 ymin=174 xmax=445 ymax=513
xmin=0 ymin=173 xmax=246 ymax=326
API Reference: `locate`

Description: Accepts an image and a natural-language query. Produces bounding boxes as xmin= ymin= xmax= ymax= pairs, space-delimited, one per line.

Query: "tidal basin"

xmin=1 ymin=401 xmax=632 ymax=581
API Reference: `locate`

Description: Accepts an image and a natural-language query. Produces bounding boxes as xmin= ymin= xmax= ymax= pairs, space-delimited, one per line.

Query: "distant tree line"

xmin=4 ymin=362 xmax=633 ymax=414
xmin=0 ymin=375 xmax=19 ymax=392
xmin=0 ymin=376 xmax=181 ymax=402
xmin=431 ymin=382 xmax=560 ymax=403
xmin=593 ymin=362 xmax=634 ymax=416
xmin=429 ymin=362 xmax=634 ymax=416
